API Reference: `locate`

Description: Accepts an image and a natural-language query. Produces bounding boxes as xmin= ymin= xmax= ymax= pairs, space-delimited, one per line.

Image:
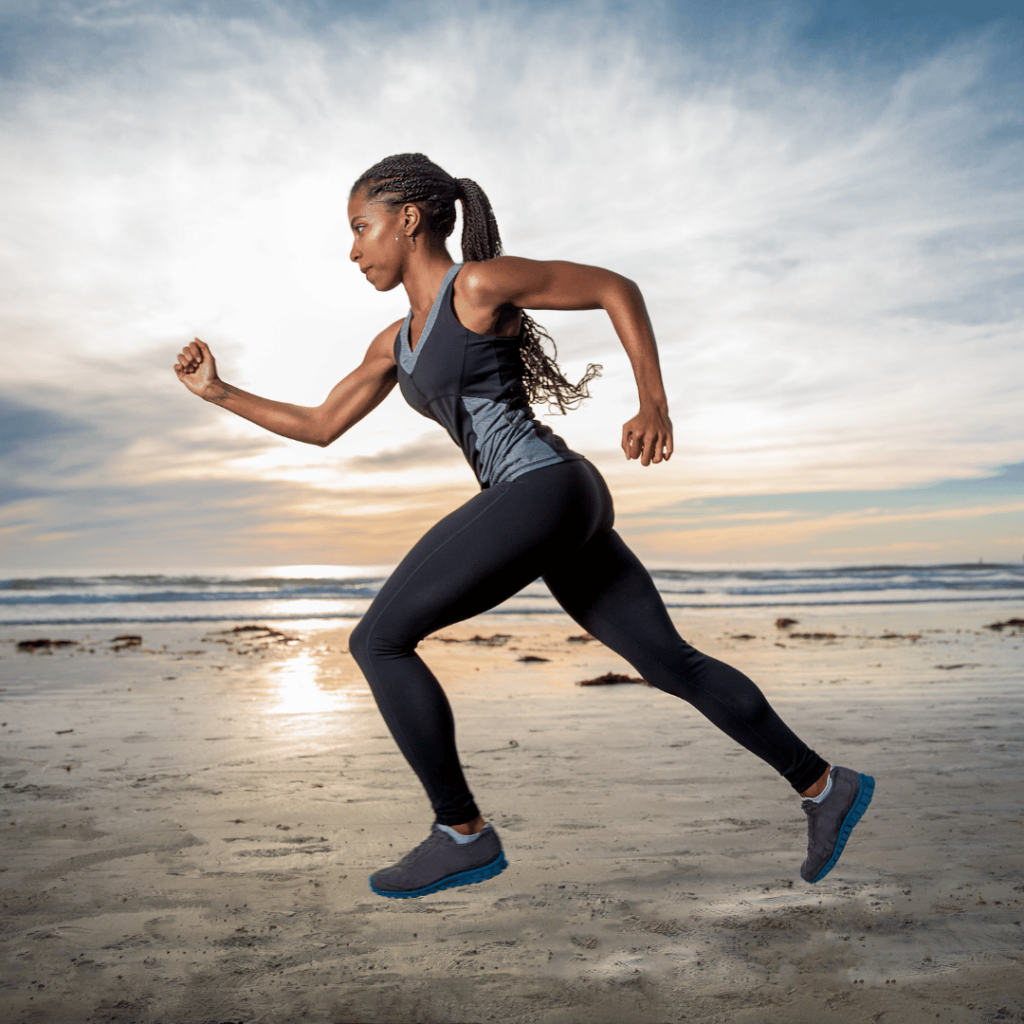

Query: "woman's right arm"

xmin=174 ymin=320 xmax=401 ymax=447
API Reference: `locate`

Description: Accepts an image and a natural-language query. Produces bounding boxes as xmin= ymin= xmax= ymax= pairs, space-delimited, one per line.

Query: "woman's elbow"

xmin=305 ymin=409 xmax=344 ymax=447
xmin=599 ymin=273 xmax=642 ymax=311
xmin=313 ymin=427 xmax=341 ymax=448
xmin=316 ymin=420 xmax=352 ymax=447
xmin=617 ymin=274 xmax=642 ymax=299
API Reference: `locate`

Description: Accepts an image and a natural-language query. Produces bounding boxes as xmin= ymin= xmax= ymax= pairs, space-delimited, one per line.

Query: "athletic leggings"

xmin=350 ymin=459 xmax=827 ymax=825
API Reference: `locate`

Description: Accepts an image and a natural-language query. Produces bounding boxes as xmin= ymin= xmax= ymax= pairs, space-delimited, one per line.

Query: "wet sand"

xmin=1 ymin=605 xmax=1022 ymax=1023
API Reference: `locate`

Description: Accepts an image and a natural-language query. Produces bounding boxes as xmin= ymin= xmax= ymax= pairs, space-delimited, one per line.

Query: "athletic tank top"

xmin=395 ymin=263 xmax=585 ymax=488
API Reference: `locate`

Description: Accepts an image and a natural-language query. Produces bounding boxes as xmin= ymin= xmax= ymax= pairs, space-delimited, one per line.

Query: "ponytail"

xmin=454 ymin=178 xmax=502 ymax=262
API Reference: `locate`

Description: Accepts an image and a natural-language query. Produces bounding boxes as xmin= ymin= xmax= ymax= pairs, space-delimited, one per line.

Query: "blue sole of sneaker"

xmin=808 ymin=773 xmax=875 ymax=883
xmin=369 ymin=851 xmax=509 ymax=899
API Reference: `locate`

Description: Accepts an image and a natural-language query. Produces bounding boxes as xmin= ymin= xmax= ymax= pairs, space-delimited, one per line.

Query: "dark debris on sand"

xmin=16 ymin=639 xmax=77 ymax=652
xmin=209 ymin=625 xmax=300 ymax=645
xmin=111 ymin=634 xmax=143 ymax=651
xmin=429 ymin=633 xmax=514 ymax=646
xmin=577 ymin=672 xmax=649 ymax=686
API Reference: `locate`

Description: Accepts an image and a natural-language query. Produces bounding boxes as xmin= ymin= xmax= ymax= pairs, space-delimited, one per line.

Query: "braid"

xmin=352 ymin=153 xmax=460 ymax=237
xmin=352 ymin=153 xmax=601 ymax=413
xmin=454 ymin=178 xmax=503 ymax=262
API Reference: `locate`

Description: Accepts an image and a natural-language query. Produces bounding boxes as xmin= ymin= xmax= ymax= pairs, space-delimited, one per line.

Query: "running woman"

xmin=174 ymin=152 xmax=873 ymax=899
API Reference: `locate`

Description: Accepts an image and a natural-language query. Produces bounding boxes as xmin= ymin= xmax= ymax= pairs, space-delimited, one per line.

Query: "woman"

xmin=175 ymin=153 xmax=873 ymax=899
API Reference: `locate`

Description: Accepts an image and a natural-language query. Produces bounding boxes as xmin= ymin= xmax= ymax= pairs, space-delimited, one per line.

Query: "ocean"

xmin=2 ymin=563 xmax=1021 ymax=627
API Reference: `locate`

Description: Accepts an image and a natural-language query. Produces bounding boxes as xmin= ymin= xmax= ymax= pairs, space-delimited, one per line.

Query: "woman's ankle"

xmin=451 ymin=815 xmax=486 ymax=836
xmin=800 ymin=765 xmax=832 ymax=799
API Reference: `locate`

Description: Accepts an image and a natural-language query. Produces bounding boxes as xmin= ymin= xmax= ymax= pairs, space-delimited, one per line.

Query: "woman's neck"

xmin=402 ymin=251 xmax=458 ymax=317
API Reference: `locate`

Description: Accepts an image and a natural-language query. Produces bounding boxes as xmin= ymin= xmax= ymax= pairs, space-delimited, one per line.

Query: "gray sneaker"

xmin=801 ymin=765 xmax=874 ymax=883
xmin=369 ymin=823 xmax=508 ymax=899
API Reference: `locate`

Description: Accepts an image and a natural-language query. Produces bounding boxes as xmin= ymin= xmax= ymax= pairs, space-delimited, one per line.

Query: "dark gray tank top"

xmin=394 ymin=263 xmax=584 ymax=488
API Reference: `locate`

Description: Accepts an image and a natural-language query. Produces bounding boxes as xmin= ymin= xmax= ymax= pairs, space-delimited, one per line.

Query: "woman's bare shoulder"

xmin=364 ymin=317 xmax=406 ymax=363
xmin=457 ymin=256 xmax=548 ymax=306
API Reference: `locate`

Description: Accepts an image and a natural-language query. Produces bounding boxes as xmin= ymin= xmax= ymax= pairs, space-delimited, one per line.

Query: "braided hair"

xmin=350 ymin=153 xmax=601 ymax=413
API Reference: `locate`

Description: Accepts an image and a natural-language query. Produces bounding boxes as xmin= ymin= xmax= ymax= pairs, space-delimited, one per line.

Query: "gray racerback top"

xmin=394 ymin=263 xmax=584 ymax=488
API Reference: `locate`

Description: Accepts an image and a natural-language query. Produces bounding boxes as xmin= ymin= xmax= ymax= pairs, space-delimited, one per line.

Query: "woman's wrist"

xmin=638 ymin=393 xmax=669 ymax=414
xmin=199 ymin=379 xmax=231 ymax=403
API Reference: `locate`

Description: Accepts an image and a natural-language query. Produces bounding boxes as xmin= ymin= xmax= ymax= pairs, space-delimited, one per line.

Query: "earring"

xmin=396 ymin=233 xmax=416 ymax=252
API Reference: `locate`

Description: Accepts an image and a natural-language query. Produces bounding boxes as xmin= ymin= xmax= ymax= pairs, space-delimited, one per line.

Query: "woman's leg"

xmin=350 ymin=461 xmax=606 ymax=824
xmin=543 ymin=525 xmax=828 ymax=793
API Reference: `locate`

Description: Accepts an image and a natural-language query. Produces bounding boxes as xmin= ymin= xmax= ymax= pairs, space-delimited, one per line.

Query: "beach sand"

xmin=1 ymin=605 xmax=1022 ymax=1023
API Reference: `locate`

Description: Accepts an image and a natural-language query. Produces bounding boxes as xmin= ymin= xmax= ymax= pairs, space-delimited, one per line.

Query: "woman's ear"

xmin=399 ymin=202 xmax=423 ymax=238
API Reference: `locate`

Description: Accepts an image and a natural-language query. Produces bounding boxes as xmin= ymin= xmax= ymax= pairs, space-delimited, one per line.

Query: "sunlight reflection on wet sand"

xmin=266 ymin=649 xmax=352 ymax=715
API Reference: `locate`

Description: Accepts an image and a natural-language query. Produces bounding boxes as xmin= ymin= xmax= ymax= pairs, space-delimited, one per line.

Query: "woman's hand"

xmin=174 ymin=338 xmax=221 ymax=399
xmin=622 ymin=405 xmax=674 ymax=466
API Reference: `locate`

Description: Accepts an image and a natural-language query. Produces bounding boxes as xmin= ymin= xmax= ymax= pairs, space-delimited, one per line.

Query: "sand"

xmin=1 ymin=604 xmax=1022 ymax=1023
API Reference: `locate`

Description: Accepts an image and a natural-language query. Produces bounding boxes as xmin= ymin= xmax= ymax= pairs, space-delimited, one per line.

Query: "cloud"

xmin=0 ymin=395 xmax=89 ymax=460
xmin=341 ymin=437 xmax=467 ymax=473
xmin=622 ymin=463 xmax=1024 ymax=562
xmin=1 ymin=0 xmax=1021 ymax=567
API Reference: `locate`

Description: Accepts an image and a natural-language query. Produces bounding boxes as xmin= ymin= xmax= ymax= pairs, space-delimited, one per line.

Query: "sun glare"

xmin=267 ymin=649 xmax=349 ymax=716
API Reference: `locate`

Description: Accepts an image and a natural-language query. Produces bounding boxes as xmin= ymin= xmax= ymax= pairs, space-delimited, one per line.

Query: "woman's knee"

xmin=349 ymin=613 xmax=413 ymax=671
xmin=348 ymin=617 xmax=372 ymax=671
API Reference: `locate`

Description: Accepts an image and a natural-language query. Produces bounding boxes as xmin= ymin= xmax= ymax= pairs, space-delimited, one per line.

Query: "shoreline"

xmin=4 ymin=591 xmax=1022 ymax=631
xmin=1 ymin=604 xmax=1022 ymax=1022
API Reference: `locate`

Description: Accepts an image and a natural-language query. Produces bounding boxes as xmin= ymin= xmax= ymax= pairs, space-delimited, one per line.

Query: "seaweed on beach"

xmin=16 ymin=638 xmax=77 ymax=651
xmin=577 ymin=672 xmax=648 ymax=686
xmin=430 ymin=633 xmax=514 ymax=646
xmin=208 ymin=625 xmax=299 ymax=644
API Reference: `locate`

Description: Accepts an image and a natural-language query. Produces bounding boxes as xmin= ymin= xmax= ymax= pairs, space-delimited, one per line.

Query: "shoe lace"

xmin=391 ymin=827 xmax=446 ymax=868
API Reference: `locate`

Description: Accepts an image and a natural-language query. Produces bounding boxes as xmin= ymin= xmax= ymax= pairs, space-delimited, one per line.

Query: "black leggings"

xmin=350 ymin=459 xmax=827 ymax=825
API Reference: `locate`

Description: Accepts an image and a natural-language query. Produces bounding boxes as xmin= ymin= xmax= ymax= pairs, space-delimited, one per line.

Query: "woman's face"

xmin=348 ymin=189 xmax=406 ymax=292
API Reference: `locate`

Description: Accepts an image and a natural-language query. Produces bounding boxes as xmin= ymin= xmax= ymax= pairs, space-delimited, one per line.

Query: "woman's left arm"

xmin=461 ymin=257 xmax=673 ymax=466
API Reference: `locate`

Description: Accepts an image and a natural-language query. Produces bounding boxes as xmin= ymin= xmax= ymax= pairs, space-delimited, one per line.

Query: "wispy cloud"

xmin=1 ymin=0 xmax=1021 ymax=567
xmin=624 ymin=463 xmax=1024 ymax=562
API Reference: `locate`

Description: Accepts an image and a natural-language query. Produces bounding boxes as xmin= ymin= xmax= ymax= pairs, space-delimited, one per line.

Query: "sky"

xmin=1 ymin=0 xmax=1022 ymax=570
